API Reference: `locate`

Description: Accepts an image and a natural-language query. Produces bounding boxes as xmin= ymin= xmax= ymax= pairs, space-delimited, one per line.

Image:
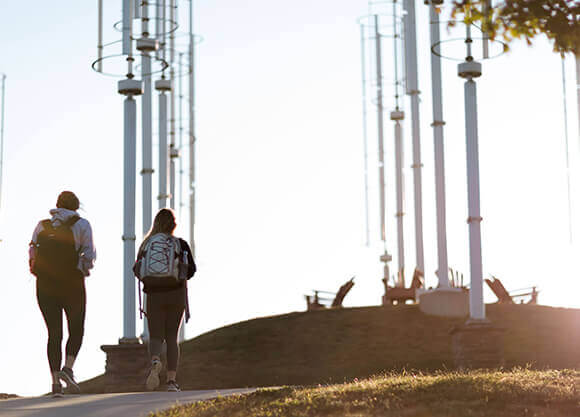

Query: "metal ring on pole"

xmin=113 ymin=16 xmax=180 ymax=37
xmin=92 ymin=53 xmax=169 ymax=78
xmin=429 ymin=21 xmax=507 ymax=62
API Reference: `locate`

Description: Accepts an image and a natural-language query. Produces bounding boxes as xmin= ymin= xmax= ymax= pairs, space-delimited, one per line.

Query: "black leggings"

xmin=146 ymin=289 xmax=185 ymax=372
xmin=36 ymin=280 xmax=86 ymax=372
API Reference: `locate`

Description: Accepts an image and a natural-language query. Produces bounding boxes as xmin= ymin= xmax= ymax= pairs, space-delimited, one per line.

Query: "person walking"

xmin=29 ymin=191 xmax=96 ymax=397
xmin=134 ymin=208 xmax=195 ymax=392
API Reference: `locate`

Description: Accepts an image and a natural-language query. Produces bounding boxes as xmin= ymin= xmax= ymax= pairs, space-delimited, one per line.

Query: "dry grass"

xmin=80 ymin=304 xmax=580 ymax=393
xmin=149 ymin=369 xmax=580 ymax=417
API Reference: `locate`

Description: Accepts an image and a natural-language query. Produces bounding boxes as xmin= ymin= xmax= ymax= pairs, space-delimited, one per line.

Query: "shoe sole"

xmin=167 ymin=387 xmax=180 ymax=392
xmin=52 ymin=392 xmax=64 ymax=398
xmin=58 ymin=371 xmax=80 ymax=394
xmin=146 ymin=361 xmax=162 ymax=391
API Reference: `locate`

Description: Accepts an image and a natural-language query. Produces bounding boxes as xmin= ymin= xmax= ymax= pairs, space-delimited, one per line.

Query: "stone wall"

xmin=101 ymin=342 xmax=149 ymax=393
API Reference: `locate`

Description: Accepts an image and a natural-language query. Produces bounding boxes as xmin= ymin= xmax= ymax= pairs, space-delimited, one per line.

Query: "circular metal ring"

xmin=113 ymin=16 xmax=179 ymax=37
xmin=431 ymin=36 xmax=508 ymax=62
xmin=92 ymin=53 xmax=169 ymax=78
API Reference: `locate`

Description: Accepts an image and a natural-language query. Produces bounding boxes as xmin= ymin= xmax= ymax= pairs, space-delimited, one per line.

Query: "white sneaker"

xmin=167 ymin=380 xmax=181 ymax=392
xmin=146 ymin=359 xmax=162 ymax=391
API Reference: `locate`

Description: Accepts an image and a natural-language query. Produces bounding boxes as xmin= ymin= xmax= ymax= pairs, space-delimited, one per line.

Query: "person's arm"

xmin=29 ymin=222 xmax=43 ymax=274
xmin=78 ymin=219 xmax=96 ymax=276
xmin=180 ymin=239 xmax=196 ymax=278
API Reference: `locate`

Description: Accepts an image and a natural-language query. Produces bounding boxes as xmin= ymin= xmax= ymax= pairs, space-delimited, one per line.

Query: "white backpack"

xmin=138 ymin=233 xmax=182 ymax=284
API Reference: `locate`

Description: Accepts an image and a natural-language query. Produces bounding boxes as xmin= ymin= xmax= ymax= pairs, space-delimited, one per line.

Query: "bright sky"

xmin=0 ymin=0 xmax=578 ymax=396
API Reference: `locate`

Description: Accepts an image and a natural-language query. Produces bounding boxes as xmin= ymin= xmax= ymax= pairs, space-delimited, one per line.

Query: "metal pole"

xmin=394 ymin=117 xmax=405 ymax=287
xmin=576 ymin=53 xmax=580 ymax=149
xmin=119 ymin=0 xmax=141 ymax=341
xmin=561 ymin=57 xmax=573 ymax=243
xmin=374 ymin=14 xmax=392 ymax=289
xmin=178 ymin=52 xmax=184 ymax=220
xmin=122 ymin=0 xmax=132 ymax=56
xmin=0 ymin=75 xmax=5 ymax=213
xmin=374 ymin=15 xmax=386 ymax=246
xmin=188 ymin=0 xmax=196 ymax=255
xmin=97 ymin=0 xmax=103 ymax=72
xmin=392 ymin=1 xmax=405 ymax=288
xmin=158 ymin=87 xmax=169 ymax=209
xmin=403 ymin=0 xmax=425 ymax=276
xmin=360 ymin=24 xmax=371 ymax=247
xmin=459 ymin=24 xmax=485 ymax=321
xmin=169 ymin=0 xmax=177 ymax=210
xmin=428 ymin=2 xmax=450 ymax=288
xmin=141 ymin=2 xmax=154 ymax=236
xmin=122 ymin=96 xmax=138 ymax=339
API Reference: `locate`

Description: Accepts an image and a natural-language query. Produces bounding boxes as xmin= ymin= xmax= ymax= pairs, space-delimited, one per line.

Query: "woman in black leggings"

xmin=29 ymin=191 xmax=96 ymax=397
xmin=136 ymin=208 xmax=195 ymax=392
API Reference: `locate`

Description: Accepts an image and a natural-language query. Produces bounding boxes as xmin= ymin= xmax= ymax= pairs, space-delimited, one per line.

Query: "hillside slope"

xmin=81 ymin=304 xmax=580 ymax=392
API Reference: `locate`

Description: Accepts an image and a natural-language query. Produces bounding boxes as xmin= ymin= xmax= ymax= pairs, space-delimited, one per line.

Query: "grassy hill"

xmin=150 ymin=369 xmax=580 ymax=417
xmin=80 ymin=304 xmax=580 ymax=392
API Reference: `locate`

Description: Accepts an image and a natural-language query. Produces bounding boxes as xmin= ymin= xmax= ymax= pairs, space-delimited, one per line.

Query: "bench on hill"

xmin=485 ymin=276 xmax=538 ymax=304
xmin=382 ymin=269 xmax=424 ymax=305
xmin=305 ymin=277 xmax=355 ymax=311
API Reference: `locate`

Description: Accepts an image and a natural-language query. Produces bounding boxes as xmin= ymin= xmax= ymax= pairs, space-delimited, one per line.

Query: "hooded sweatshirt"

xmin=30 ymin=208 xmax=96 ymax=277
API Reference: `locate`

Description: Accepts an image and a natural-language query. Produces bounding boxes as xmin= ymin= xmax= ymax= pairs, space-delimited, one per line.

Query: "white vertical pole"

xmin=561 ymin=57 xmax=573 ymax=242
xmin=576 ymin=53 xmax=580 ymax=145
xmin=459 ymin=24 xmax=485 ymax=321
xmin=156 ymin=0 xmax=163 ymax=61
xmin=122 ymin=0 xmax=132 ymax=56
xmin=123 ymin=96 xmax=138 ymax=339
xmin=374 ymin=14 xmax=392 ymax=289
xmin=403 ymin=0 xmax=425 ymax=276
xmin=360 ymin=24 xmax=371 ymax=247
xmin=374 ymin=15 xmax=386 ymax=246
xmin=97 ymin=0 xmax=103 ymax=73
xmin=428 ymin=2 xmax=450 ymax=288
xmin=394 ymin=119 xmax=405 ymax=286
xmin=121 ymin=0 xmax=139 ymax=341
xmin=392 ymin=1 xmax=405 ymax=288
xmin=158 ymin=90 xmax=168 ymax=209
xmin=141 ymin=3 xmax=153 ymax=236
xmin=188 ymin=0 xmax=196 ymax=255
xmin=169 ymin=0 xmax=177 ymax=210
xmin=178 ymin=52 xmax=184 ymax=220
xmin=0 ymin=75 xmax=5 ymax=213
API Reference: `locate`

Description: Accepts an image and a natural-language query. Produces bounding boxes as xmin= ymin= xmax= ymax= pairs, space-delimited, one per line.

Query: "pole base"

xmin=450 ymin=321 xmax=505 ymax=369
xmin=101 ymin=342 xmax=149 ymax=392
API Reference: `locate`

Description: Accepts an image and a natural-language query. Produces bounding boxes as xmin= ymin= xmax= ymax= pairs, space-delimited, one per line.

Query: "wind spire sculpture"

xmin=94 ymin=0 xmax=199 ymax=345
xmin=119 ymin=0 xmax=143 ymax=341
xmin=402 ymin=0 xmax=425 ymax=282
xmin=93 ymin=0 xmax=162 ymax=342
xmin=360 ymin=2 xmax=409 ymax=302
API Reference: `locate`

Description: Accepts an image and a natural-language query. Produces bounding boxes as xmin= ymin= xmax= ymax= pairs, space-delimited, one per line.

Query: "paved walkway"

xmin=0 ymin=389 xmax=255 ymax=417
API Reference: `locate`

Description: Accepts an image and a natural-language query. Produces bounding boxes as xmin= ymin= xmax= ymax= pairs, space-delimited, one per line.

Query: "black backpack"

xmin=33 ymin=216 xmax=80 ymax=277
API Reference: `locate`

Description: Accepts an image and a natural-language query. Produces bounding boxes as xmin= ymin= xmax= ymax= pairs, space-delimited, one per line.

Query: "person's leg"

xmin=60 ymin=282 xmax=86 ymax=392
xmin=36 ymin=283 xmax=64 ymax=393
xmin=145 ymin=294 xmax=165 ymax=390
xmin=164 ymin=304 xmax=184 ymax=385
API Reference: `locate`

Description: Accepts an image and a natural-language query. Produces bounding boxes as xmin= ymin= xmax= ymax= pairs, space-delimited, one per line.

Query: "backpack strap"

xmin=65 ymin=216 xmax=81 ymax=227
xmin=41 ymin=219 xmax=53 ymax=231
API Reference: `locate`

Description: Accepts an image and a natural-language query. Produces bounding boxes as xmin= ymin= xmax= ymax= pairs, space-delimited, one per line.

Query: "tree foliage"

xmin=449 ymin=1 xmax=580 ymax=55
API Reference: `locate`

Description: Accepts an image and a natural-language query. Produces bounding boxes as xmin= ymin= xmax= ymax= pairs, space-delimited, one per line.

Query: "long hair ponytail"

xmin=142 ymin=208 xmax=177 ymax=245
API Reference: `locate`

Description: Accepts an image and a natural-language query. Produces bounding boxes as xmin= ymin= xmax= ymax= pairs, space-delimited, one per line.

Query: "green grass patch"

xmin=150 ymin=369 xmax=580 ymax=417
